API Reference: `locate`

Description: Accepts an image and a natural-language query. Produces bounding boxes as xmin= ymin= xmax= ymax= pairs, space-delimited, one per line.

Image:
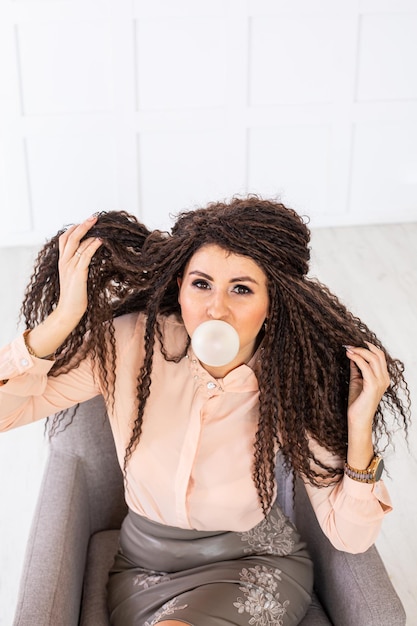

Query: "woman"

xmin=0 ymin=197 xmax=410 ymax=626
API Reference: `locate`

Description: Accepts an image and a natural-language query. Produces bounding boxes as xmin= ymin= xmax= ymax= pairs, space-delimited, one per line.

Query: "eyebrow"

xmin=188 ymin=270 xmax=260 ymax=285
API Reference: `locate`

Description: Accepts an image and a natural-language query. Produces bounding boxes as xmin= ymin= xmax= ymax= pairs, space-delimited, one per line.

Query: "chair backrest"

xmin=48 ymin=395 xmax=127 ymax=533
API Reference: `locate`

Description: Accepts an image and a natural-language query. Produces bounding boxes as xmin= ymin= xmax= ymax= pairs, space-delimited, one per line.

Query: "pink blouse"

xmin=0 ymin=312 xmax=392 ymax=553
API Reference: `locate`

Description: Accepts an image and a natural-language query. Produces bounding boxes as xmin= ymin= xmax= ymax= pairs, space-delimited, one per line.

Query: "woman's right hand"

xmin=25 ymin=216 xmax=102 ymax=358
xmin=55 ymin=215 xmax=103 ymax=326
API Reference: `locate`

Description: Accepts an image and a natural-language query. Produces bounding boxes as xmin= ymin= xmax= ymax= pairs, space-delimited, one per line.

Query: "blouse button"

xmin=206 ymin=382 xmax=216 ymax=390
xmin=20 ymin=358 xmax=29 ymax=367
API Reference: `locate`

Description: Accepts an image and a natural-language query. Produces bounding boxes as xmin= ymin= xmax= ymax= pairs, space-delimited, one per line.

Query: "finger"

xmin=345 ymin=348 xmax=381 ymax=384
xmin=74 ymin=236 xmax=102 ymax=265
xmin=58 ymin=224 xmax=77 ymax=257
xmin=345 ymin=347 xmax=390 ymax=390
xmin=345 ymin=344 xmax=386 ymax=371
xmin=364 ymin=342 xmax=389 ymax=368
xmin=59 ymin=215 xmax=98 ymax=260
xmin=347 ymin=349 xmax=381 ymax=376
xmin=348 ymin=360 xmax=363 ymax=400
xmin=349 ymin=358 xmax=362 ymax=380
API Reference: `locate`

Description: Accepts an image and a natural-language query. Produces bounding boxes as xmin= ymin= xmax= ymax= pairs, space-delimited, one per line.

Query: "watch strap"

xmin=344 ymin=456 xmax=384 ymax=483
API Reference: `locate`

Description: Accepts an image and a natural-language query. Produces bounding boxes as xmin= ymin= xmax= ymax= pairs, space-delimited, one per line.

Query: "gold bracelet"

xmin=23 ymin=329 xmax=41 ymax=359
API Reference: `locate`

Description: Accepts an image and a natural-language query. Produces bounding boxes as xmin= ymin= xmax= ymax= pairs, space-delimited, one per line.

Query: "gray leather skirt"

xmin=107 ymin=501 xmax=313 ymax=626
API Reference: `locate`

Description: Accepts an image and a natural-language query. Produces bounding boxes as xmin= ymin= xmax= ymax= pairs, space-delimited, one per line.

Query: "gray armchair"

xmin=13 ymin=396 xmax=406 ymax=626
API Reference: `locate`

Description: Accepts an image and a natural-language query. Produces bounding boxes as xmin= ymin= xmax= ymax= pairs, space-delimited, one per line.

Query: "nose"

xmin=206 ymin=291 xmax=229 ymax=320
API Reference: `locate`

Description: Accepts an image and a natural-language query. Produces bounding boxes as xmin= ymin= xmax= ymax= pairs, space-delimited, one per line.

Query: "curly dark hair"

xmin=21 ymin=197 xmax=411 ymax=514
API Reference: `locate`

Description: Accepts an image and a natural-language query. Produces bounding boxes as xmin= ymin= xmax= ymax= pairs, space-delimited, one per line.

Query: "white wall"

xmin=0 ymin=0 xmax=417 ymax=247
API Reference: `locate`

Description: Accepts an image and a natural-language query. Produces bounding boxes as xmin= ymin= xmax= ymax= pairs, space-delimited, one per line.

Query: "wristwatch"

xmin=344 ymin=456 xmax=384 ymax=483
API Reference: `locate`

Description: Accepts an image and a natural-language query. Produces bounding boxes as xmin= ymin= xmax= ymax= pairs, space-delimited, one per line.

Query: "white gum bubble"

xmin=191 ymin=320 xmax=240 ymax=367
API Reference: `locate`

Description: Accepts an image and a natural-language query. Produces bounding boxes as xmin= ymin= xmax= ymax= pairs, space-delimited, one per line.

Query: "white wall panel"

xmin=0 ymin=142 xmax=6 ymax=223
xmin=350 ymin=123 xmax=417 ymax=218
xmin=356 ymin=14 xmax=417 ymax=102
xmin=250 ymin=16 xmax=341 ymax=105
xmin=247 ymin=0 xmax=352 ymax=12
xmin=134 ymin=0 xmax=229 ymax=18
xmin=135 ymin=18 xmax=228 ymax=110
xmin=0 ymin=138 xmax=32 ymax=236
xmin=26 ymin=133 xmax=118 ymax=237
xmin=0 ymin=9 xmax=33 ymax=240
xmin=138 ymin=128 xmax=247 ymax=230
xmin=17 ymin=20 xmax=114 ymax=115
xmin=359 ymin=0 xmax=417 ymax=16
xmin=248 ymin=125 xmax=330 ymax=217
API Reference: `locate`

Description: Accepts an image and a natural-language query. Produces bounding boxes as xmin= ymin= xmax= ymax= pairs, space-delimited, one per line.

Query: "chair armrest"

xmin=13 ymin=451 xmax=91 ymax=626
xmin=294 ymin=479 xmax=406 ymax=626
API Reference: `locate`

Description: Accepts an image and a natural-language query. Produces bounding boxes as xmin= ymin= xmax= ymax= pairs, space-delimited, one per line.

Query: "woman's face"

xmin=178 ymin=244 xmax=269 ymax=374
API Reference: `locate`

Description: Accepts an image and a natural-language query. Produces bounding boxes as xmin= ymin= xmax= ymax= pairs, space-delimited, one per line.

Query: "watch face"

xmin=375 ymin=458 xmax=384 ymax=481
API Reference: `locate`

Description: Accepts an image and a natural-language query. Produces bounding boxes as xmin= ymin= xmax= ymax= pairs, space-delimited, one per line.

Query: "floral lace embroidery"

xmin=239 ymin=507 xmax=295 ymax=556
xmin=233 ymin=565 xmax=290 ymax=626
xmin=144 ymin=597 xmax=188 ymax=626
xmin=133 ymin=569 xmax=171 ymax=589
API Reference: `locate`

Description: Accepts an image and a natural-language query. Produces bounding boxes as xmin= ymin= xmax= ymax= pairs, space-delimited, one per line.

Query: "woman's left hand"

xmin=345 ymin=342 xmax=390 ymax=427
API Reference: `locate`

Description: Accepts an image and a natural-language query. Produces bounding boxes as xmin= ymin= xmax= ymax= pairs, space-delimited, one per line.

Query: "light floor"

xmin=0 ymin=222 xmax=416 ymax=625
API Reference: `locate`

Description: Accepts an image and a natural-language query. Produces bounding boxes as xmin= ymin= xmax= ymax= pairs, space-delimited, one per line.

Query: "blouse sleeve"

xmin=302 ymin=438 xmax=392 ymax=554
xmin=0 ymin=333 xmax=101 ymax=432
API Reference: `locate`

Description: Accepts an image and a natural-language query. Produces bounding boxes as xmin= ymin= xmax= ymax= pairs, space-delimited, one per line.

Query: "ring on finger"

xmin=75 ymin=250 xmax=82 ymax=258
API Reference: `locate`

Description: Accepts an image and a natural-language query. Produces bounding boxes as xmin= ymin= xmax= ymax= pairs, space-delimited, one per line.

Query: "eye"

xmin=232 ymin=284 xmax=253 ymax=295
xmin=192 ymin=279 xmax=210 ymax=290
